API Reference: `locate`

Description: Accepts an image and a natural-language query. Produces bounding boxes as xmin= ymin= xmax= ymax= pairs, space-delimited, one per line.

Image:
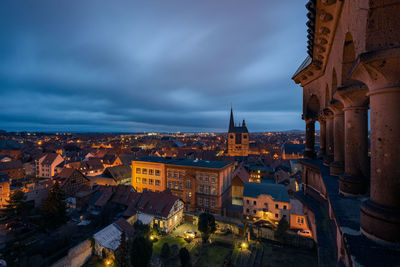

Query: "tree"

xmin=41 ymin=182 xmax=67 ymax=228
xmin=179 ymin=247 xmax=191 ymax=267
xmin=160 ymin=243 xmax=170 ymax=259
xmin=115 ymin=232 xmax=128 ymax=267
xmin=133 ymin=220 xmax=150 ymax=237
xmin=198 ymin=212 xmax=216 ymax=243
xmin=129 ymin=236 xmax=153 ymax=267
xmin=275 ymin=217 xmax=289 ymax=242
xmin=2 ymin=189 xmax=28 ymax=220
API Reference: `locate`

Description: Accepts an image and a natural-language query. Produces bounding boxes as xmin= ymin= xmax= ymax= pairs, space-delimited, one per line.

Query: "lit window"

xmin=155 ymin=180 xmax=160 ymax=186
xmin=149 ymin=179 xmax=154 ymax=185
xmin=155 ymin=170 xmax=160 ymax=176
xmin=136 ymin=168 xmax=141 ymax=174
xmin=211 ymin=186 xmax=216 ymax=195
xmin=136 ymin=177 xmax=141 ymax=183
xmin=142 ymin=178 xmax=147 ymax=184
xmin=142 ymin=169 xmax=147 ymax=175
xmin=149 ymin=169 xmax=154 ymax=175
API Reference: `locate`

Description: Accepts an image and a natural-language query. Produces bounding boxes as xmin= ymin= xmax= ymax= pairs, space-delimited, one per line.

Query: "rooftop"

xmin=135 ymin=156 xmax=231 ymax=169
xmin=243 ymin=182 xmax=290 ymax=203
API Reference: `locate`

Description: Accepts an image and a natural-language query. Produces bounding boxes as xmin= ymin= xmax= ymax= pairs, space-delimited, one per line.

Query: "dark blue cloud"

xmin=0 ymin=0 xmax=308 ymax=132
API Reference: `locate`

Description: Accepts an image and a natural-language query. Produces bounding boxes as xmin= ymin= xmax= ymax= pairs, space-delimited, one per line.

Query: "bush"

xmin=179 ymin=247 xmax=191 ymax=267
xmin=160 ymin=242 xmax=170 ymax=259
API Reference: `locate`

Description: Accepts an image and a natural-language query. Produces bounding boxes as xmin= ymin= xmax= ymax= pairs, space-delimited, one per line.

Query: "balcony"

xmin=296 ymin=159 xmax=400 ymax=266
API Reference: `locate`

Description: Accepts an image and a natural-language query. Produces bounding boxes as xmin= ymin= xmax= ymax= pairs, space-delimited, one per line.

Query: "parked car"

xmin=297 ymin=229 xmax=312 ymax=238
xmin=183 ymin=230 xmax=197 ymax=239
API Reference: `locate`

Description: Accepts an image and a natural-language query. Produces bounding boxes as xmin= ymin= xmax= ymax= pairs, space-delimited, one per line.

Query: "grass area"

xmin=261 ymin=242 xmax=318 ymax=267
xmin=152 ymin=236 xmax=187 ymax=256
xmin=193 ymin=243 xmax=232 ymax=267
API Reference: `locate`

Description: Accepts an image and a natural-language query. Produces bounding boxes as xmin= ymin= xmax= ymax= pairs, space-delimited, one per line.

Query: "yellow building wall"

xmin=131 ymin=161 xmax=166 ymax=192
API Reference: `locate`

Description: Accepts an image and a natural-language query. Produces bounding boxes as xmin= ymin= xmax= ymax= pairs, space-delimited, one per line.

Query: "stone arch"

xmin=331 ymin=68 xmax=337 ymax=97
xmin=306 ymin=94 xmax=320 ymax=119
xmin=341 ymin=32 xmax=356 ymax=84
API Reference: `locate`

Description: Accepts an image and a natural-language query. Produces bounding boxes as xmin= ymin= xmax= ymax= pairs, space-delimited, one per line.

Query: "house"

xmin=0 ymin=173 xmax=10 ymax=209
xmin=55 ymin=168 xmax=90 ymax=196
xmin=123 ymin=190 xmax=184 ymax=233
xmin=102 ymin=154 xmax=122 ymax=168
xmin=24 ymin=179 xmax=54 ymax=208
xmin=0 ymin=160 xmax=25 ymax=180
xmin=79 ymin=159 xmax=104 ymax=176
xmin=289 ymin=199 xmax=310 ymax=232
xmin=243 ymin=182 xmax=290 ymax=224
xmin=231 ymin=163 xmax=250 ymax=206
xmin=93 ymin=218 xmax=135 ymax=256
xmin=103 ymin=165 xmax=132 ymax=185
xmin=36 ymin=153 xmax=64 ymax=178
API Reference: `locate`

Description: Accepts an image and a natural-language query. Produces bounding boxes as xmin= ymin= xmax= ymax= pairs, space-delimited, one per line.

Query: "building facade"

xmin=292 ymin=0 xmax=400 ymax=265
xmin=227 ymin=108 xmax=249 ymax=157
xmin=132 ymin=158 xmax=165 ymax=193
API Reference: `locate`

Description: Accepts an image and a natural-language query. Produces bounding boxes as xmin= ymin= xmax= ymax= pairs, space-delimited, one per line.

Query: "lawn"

xmin=194 ymin=243 xmax=232 ymax=267
xmin=261 ymin=242 xmax=318 ymax=267
xmin=152 ymin=236 xmax=187 ymax=256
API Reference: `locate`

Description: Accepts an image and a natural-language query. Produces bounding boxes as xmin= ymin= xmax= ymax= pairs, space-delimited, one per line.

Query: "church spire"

xmin=242 ymin=119 xmax=246 ymax=128
xmin=229 ymin=106 xmax=234 ymax=132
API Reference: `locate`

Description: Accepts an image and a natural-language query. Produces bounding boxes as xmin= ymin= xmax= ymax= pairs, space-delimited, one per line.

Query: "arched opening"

xmin=307 ymin=94 xmax=320 ymax=119
xmin=342 ymin=32 xmax=356 ymax=83
xmin=325 ymin=84 xmax=330 ymax=107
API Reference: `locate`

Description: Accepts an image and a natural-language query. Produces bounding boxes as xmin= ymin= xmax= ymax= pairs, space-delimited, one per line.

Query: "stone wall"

xmin=52 ymin=239 xmax=92 ymax=267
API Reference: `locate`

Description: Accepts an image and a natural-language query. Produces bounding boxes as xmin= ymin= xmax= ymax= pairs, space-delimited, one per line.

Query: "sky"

xmin=0 ymin=0 xmax=308 ymax=133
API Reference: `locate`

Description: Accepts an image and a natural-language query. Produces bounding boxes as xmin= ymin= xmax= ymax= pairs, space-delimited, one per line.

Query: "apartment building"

xmin=131 ymin=157 xmax=233 ymax=215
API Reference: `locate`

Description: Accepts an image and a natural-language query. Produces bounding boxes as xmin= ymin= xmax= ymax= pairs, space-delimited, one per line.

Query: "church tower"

xmin=227 ymin=107 xmax=249 ymax=157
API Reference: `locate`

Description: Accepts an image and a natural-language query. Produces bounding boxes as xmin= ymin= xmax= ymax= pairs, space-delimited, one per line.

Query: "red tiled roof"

xmin=0 ymin=160 xmax=23 ymax=170
xmin=133 ymin=190 xmax=181 ymax=218
xmin=111 ymin=185 xmax=138 ymax=206
xmin=42 ymin=153 xmax=61 ymax=165
xmin=94 ymin=186 xmax=114 ymax=207
xmin=114 ymin=218 xmax=135 ymax=237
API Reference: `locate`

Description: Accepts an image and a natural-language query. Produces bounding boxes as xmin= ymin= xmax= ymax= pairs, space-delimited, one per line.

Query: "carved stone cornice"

xmin=293 ymin=0 xmax=344 ymax=87
xmin=350 ymin=46 xmax=400 ymax=93
xmin=333 ymin=83 xmax=369 ymax=108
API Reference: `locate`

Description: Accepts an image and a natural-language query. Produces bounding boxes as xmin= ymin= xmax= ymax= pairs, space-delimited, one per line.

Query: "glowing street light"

xmin=241 ymin=242 xmax=248 ymax=249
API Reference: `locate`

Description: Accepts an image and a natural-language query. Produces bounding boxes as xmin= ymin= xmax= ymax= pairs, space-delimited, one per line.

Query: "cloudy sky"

xmin=0 ymin=0 xmax=308 ymax=133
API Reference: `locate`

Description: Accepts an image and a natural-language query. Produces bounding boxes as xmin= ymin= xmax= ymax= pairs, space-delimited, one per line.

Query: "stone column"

xmin=304 ymin=117 xmax=316 ymax=159
xmin=352 ymin=48 xmax=400 ymax=244
xmin=335 ymin=84 xmax=369 ymax=195
xmin=323 ymin=109 xmax=334 ymax=166
xmin=317 ymin=112 xmax=326 ymax=156
xmin=328 ymin=100 xmax=345 ymax=176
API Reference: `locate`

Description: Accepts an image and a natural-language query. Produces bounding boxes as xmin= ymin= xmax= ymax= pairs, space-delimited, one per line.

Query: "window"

xmin=186 ymin=191 xmax=192 ymax=200
xmin=173 ymin=182 xmax=178 ymax=190
xmin=155 ymin=180 xmax=161 ymax=186
xmin=136 ymin=168 xmax=141 ymax=174
xmin=142 ymin=168 xmax=147 ymax=175
xmin=283 ymin=205 xmax=287 ymax=210
xmin=199 ymin=185 xmax=204 ymax=193
xmin=136 ymin=177 xmax=141 ymax=183
xmin=168 ymin=171 xmax=172 ymax=178
xmin=199 ymin=174 xmax=203 ymax=181
xmin=205 ymin=186 xmax=210 ymax=195
xmin=168 ymin=181 xmax=172 ymax=189
xmin=275 ymin=204 xmax=279 ymax=209
xmin=246 ymin=200 xmax=249 ymax=204
xmin=149 ymin=169 xmax=154 ymax=175
xmin=211 ymin=199 xmax=215 ymax=208
xmin=275 ymin=213 xmax=278 ymax=218
xmin=155 ymin=170 xmax=160 ymax=176
xmin=205 ymin=198 xmax=209 ymax=207
xmin=253 ymin=210 xmax=256 ymax=214
xmin=149 ymin=179 xmax=154 ymax=185
xmin=253 ymin=200 xmax=257 ymax=205
xmin=142 ymin=178 xmax=147 ymax=184
xmin=230 ymin=134 xmax=234 ymax=139
xmin=186 ymin=179 xmax=191 ymax=189
xmin=179 ymin=172 xmax=183 ymax=179
xmin=205 ymin=175 xmax=209 ymax=182
xmin=174 ymin=172 xmax=178 ymax=178
xmin=246 ymin=209 xmax=250 ymax=213
xmin=211 ymin=176 xmax=216 ymax=184
xmin=178 ymin=182 xmax=183 ymax=190
xmin=199 ymin=197 xmax=203 ymax=205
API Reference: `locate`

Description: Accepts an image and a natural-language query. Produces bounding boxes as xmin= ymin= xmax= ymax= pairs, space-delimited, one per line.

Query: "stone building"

xmin=292 ymin=0 xmax=400 ymax=265
xmin=227 ymin=108 xmax=249 ymax=157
